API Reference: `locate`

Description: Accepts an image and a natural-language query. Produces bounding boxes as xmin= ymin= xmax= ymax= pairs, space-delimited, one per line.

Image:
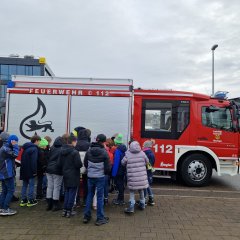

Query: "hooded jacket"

xmin=122 ymin=141 xmax=149 ymax=190
xmin=84 ymin=142 xmax=111 ymax=178
xmin=46 ymin=137 xmax=63 ymax=175
xmin=75 ymin=128 xmax=91 ymax=152
xmin=57 ymin=144 xmax=82 ymax=188
xmin=0 ymin=134 xmax=19 ymax=180
xmin=20 ymin=142 xmax=39 ymax=180
xmin=111 ymin=144 xmax=127 ymax=177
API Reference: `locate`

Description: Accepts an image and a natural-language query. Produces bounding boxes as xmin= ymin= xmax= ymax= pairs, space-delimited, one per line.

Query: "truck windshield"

xmin=202 ymin=107 xmax=233 ymax=131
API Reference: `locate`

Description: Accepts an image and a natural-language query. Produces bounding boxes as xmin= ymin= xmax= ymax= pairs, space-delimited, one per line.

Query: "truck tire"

xmin=180 ymin=153 xmax=212 ymax=187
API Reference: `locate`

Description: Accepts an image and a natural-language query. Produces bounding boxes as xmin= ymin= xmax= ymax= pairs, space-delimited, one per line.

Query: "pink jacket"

xmin=122 ymin=141 xmax=149 ymax=190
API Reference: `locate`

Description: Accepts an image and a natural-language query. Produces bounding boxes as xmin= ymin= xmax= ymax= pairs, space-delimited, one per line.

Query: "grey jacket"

xmin=84 ymin=142 xmax=111 ymax=178
xmin=122 ymin=141 xmax=149 ymax=190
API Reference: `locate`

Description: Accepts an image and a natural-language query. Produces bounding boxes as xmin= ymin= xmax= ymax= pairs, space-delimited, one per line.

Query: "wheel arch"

xmin=177 ymin=150 xmax=217 ymax=171
xmin=175 ymin=147 xmax=219 ymax=174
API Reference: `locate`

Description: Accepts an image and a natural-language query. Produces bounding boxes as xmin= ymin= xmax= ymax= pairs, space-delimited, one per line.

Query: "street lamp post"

xmin=211 ymin=44 xmax=218 ymax=96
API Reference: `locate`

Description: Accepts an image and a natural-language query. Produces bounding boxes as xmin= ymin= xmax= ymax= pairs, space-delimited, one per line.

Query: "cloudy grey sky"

xmin=1 ymin=0 xmax=240 ymax=97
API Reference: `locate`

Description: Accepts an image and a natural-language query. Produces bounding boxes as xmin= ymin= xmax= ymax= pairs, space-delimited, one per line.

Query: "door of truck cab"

xmin=195 ymin=101 xmax=239 ymax=163
xmin=133 ymin=95 xmax=191 ymax=172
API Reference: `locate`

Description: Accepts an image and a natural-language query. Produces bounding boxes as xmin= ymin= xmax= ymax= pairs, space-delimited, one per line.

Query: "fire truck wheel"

xmin=180 ymin=154 xmax=212 ymax=187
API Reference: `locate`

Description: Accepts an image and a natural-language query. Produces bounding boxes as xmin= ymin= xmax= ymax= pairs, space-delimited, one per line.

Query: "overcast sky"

xmin=1 ymin=0 xmax=240 ymax=97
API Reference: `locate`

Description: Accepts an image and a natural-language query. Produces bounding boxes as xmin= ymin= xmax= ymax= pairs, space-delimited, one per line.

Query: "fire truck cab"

xmin=133 ymin=89 xmax=240 ymax=186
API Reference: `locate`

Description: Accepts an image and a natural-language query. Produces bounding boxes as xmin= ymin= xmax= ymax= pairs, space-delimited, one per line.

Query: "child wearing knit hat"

xmin=142 ymin=140 xmax=156 ymax=206
xmin=7 ymin=135 xmax=19 ymax=145
xmin=114 ymin=133 xmax=124 ymax=145
xmin=112 ymin=133 xmax=127 ymax=205
xmin=39 ymin=138 xmax=48 ymax=148
xmin=36 ymin=138 xmax=49 ymax=199
xmin=43 ymin=136 xmax=52 ymax=197
xmin=0 ymin=134 xmax=19 ymax=216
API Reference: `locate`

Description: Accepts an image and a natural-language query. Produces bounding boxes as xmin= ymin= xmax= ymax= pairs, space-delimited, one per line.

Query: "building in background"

xmin=0 ymin=54 xmax=54 ymax=130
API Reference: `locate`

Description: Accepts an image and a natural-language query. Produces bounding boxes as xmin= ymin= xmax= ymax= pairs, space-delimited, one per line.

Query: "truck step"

xmin=153 ymin=170 xmax=172 ymax=179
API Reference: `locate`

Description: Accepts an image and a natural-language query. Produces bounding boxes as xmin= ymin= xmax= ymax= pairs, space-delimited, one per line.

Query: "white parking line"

xmin=151 ymin=187 xmax=240 ymax=194
xmin=152 ymin=194 xmax=240 ymax=200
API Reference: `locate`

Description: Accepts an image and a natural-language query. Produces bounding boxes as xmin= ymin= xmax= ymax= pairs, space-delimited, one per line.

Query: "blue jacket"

xmin=0 ymin=143 xmax=19 ymax=180
xmin=112 ymin=144 xmax=127 ymax=177
xmin=143 ymin=148 xmax=155 ymax=167
xmin=20 ymin=142 xmax=39 ymax=180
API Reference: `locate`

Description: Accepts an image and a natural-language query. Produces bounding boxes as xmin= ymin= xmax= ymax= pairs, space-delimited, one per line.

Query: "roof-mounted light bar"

xmin=212 ymin=91 xmax=229 ymax=100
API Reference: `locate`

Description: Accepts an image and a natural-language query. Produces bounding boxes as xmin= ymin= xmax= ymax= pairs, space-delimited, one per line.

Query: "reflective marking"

xmin=219 ymin=157 xmax=238 ymax=160
xmin=134 ymin=92 xmax=193 ymax=97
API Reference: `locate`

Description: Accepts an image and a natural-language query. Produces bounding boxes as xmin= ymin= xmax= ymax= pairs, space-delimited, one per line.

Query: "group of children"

xmin=0 ymin=126 xmax=156 ymax=226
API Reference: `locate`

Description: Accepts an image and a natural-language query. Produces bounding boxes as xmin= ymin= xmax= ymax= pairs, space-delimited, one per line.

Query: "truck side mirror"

xmin=232 ymin=105 xmax=238 ymax=121
xmin=231 ymin=105 xmax=239 ymax=132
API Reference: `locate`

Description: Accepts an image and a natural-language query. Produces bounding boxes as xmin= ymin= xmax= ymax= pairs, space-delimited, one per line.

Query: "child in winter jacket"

xmin=83 ymin=134 xmax=111 ymax=226
xmin=122 ymin=141 xmax=149 ymax=214
xmin=46 ymin=137 xmax=63 ymax=211
xmin=103 ymin=140 xmax=114 ymax=205
xmin=111 ymin=134 xmax=127 ymax=205
xmin=58 ymin=134 xmax=82 ymax=218
xmin=20 ymin=135 xmax=41 ymax=207
xmin=36 ymin=138 xmax=49 ymax=199
xmin=106 ymin=138 xmax=116 ymax=193
xmin=73 ymin=127 xmax=91 ymax=206
xmin=42 ymin=136 xmax=52 ymax=196
xmin=0 ymin=133 xmax=19 ymax=216
xmin=143 ymin=140 xmax=155 ymax=206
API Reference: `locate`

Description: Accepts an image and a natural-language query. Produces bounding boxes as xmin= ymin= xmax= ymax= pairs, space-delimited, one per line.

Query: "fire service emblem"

xmin=19 ymin=98 xmax=54 ymax=139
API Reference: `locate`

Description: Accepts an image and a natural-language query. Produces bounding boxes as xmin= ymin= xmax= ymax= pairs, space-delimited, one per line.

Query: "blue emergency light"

xmin=213 ymin=91 xmax=229 ymax=100
xmin=7 ymin=81 xmax=15 ymax=88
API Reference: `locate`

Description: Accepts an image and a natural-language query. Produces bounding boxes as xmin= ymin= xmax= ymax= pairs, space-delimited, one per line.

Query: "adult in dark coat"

xmin=58 ymin=134 xmax=82 ymax=218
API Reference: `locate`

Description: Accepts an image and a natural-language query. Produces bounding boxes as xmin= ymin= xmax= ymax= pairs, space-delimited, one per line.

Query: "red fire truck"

xmin=5 ymin=76 xmax=240 ymax=186
xmin=133 ymin=89 xmax=239 ymax=186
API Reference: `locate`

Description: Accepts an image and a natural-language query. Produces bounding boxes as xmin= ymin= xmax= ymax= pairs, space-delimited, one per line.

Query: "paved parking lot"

xmin=0 ymin=173 xmax=240 ymax=240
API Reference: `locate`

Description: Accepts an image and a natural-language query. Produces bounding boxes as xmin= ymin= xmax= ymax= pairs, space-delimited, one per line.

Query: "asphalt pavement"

xmin=0 ymin=171 xmax=240 ymax=240
xmin=152 ymin=171 xmax=240 ymax=199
